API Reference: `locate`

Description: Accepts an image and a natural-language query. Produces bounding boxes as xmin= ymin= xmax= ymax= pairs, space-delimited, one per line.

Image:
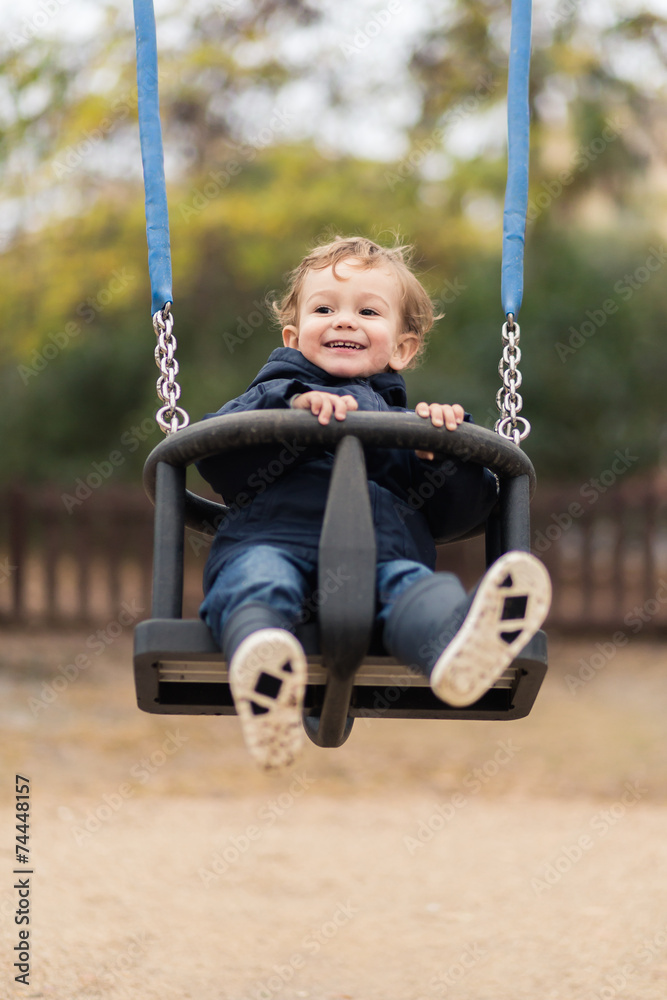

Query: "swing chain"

xmin=153 ymin=304 xmax=190 ymax=435
xmin=495 ymin=314 xmax=530 ymax=446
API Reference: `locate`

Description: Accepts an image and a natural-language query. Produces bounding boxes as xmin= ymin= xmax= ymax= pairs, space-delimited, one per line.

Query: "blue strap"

xmin=501 ymin=0 xmax=532 ymax=320
xmin=133 ymin=0 xmax=172 ymax=316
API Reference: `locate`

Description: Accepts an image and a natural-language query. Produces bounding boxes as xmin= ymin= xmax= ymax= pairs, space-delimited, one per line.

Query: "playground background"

xmin=1 ymin=0 xmax=667 ymax=489
xmin=3 ymin=0 xmax=666 ymax=644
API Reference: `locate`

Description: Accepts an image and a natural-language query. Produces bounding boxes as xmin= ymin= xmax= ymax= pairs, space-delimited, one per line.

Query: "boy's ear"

xmin=390 ymin=331 xmax=420 ymax=371
xmin=282 ymin=325 xmax=299 ymax=349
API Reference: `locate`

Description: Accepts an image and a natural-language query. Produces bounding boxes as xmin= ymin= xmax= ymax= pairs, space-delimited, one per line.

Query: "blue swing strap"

xmin=502 ymin=0 xmax=532 ymax=321
xmin=496 ymin=0 xmax=532 ymax=446
xmin=133 ymin=0 xmax=189 ymax=433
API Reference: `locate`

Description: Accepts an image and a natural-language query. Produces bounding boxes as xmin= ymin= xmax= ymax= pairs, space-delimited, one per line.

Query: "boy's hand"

xmin=414 ymin=401 xmax=465 ymax=460
xmin=291 ymin=391 xmax=359 ymax=425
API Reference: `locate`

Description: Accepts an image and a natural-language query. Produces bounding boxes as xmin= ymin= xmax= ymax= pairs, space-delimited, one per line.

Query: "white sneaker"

xmin=228 ymin=629 xmax=307 ymax=770
xmin=430 ymin=551 xmax=551 ymax=707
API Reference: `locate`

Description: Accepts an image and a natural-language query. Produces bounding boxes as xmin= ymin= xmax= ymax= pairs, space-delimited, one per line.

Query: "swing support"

xmin=131 ymin=0 xmax=547 ymax=745
xmin=134 ymin=412 xmax=547 ymax=745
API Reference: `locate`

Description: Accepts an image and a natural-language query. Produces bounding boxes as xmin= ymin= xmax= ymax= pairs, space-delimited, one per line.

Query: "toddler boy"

xmin=198 ymin=236 xmax=551 ymax=768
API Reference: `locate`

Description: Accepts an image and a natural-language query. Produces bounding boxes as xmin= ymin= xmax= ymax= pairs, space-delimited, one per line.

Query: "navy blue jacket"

xmin=197 ymin=348 xmax=498 ymax=592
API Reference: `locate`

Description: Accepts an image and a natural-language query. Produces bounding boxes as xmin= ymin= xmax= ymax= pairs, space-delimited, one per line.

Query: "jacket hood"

xmin=247 ymin=347 xmax=407 ymax=407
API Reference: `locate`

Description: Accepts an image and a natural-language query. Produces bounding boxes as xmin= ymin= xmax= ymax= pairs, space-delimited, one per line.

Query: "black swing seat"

xmin=133 ymin=411 xmax=547 ymax=747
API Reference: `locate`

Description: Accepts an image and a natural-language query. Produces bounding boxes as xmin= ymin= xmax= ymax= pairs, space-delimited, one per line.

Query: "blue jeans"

xmin=200 ymin=543 xmax=435 ymax=651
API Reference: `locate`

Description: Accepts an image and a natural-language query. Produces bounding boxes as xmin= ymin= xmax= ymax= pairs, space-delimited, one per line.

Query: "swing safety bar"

xmin=142 ymin=409 xmax=536 ymax=536
xmin=133 ymin=412 xmax=547 ymax=746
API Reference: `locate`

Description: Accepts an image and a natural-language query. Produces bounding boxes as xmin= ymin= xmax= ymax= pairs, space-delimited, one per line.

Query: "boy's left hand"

xmin=414 ymin=402 xmax=465 ymax=460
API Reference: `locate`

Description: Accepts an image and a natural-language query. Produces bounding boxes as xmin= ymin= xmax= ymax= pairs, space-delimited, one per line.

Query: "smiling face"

xmin=281 ymin=258 xmax=420 ymax=378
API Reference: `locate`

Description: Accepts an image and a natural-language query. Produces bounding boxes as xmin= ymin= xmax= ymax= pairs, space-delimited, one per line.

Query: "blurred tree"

xmin=1 ymin=0 xmax=666 ymax=486
xmin=404 ymin=1 xmax=665 ymax=223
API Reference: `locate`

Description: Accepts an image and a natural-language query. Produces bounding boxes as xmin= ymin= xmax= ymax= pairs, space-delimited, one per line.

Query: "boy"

xmin=198 ymin=236 xmax=551 ymax=769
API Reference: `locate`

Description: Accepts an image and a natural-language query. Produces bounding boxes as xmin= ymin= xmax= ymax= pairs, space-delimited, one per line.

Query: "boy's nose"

xmin=334 ymin=311 xmax=358 ymax=329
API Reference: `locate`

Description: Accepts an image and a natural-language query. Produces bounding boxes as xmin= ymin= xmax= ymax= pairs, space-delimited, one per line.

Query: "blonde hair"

xmin=272 ymin=235 xmax=439 ymax=368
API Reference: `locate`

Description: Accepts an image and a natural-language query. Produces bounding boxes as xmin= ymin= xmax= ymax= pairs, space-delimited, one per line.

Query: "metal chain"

xmin=495 ymin=314 xmax=530 ymax=446
xmin=152 ymin=303 xmax=190 ymax=434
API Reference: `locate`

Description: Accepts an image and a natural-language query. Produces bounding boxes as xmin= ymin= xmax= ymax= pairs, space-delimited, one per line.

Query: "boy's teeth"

xmin=329 ymin=341 xmax=362 ymax=349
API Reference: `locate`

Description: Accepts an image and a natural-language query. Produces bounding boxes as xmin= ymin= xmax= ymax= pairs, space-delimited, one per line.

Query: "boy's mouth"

xmin=325 ymin=341 xmax=365 ymax=351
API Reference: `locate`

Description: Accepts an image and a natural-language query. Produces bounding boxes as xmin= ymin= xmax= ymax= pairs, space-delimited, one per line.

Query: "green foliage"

xmin=1 ymin=2 xmax=666 ymax=487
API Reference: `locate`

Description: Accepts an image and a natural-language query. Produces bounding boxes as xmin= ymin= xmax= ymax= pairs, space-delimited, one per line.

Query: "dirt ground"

xmin=2 ymin=629 xmax=667 ymax=1000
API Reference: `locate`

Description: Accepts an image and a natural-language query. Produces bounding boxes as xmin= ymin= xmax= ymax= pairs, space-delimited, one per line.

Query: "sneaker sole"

xmin=430 ymin=552 xmax=552 ymax=708
xmin=228 ymin=629 xmax=307 ymax=770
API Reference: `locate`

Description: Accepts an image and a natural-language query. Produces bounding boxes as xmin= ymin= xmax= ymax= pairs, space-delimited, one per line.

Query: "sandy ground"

xmin=1 ymin=629 xmax=667 ymax=1000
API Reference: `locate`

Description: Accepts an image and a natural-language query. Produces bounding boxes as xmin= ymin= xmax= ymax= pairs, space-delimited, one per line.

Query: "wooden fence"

xmin=1 ymin=476 xmax=666 ymax=633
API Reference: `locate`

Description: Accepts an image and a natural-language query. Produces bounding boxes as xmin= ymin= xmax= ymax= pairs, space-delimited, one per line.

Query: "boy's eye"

xmin=314 ymin=306 xmax=332 ymax=314
xmin=360 ymin=308 xmax=378 ymax=316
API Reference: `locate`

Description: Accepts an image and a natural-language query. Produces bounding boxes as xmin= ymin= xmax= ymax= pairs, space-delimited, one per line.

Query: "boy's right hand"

xmin=291 ymin=392 xmax=359 ymax=425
